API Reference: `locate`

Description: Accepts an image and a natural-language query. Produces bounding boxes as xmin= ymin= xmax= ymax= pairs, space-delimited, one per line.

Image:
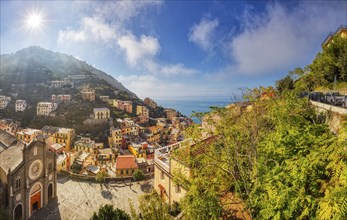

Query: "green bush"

xmin=132 ymin=170 xmax=144 ymax=181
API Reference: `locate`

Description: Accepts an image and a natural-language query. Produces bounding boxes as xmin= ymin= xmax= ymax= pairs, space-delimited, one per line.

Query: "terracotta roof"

xmin=116 ymin=155 xmax=138 ymax=170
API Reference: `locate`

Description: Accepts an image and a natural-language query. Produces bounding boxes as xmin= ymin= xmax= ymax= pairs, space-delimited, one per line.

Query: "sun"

xmin=26 ymin=13 xmax=43 ymax=29
xmin=22 ymin=10 xmax=46 ymax=34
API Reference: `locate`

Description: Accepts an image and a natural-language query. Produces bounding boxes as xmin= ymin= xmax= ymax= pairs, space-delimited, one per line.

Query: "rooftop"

xmin=93 ymin=107 xmax=110 ymax=112
xmin=97 ymin=148 xmax=113 ymax=155
xmin=0 ymin=132 xmax=25 ymax=174
xmin=0 ymin=130 xmax=17 ymax=152
xmin=322 ymin=25 xmax=347 ymax=47
xmin=116 ymin=155 xmax=138 ymax=170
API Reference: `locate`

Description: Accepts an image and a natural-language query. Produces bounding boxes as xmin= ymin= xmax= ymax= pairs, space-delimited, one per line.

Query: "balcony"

xmin=154 ymin=140 xmax=189 ymax=173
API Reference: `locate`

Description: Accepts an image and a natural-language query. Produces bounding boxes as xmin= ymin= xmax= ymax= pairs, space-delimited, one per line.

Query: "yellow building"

xmin=113 ymin=100 xmax=133 ymax=113
xmin=145 ymin=126 xmax=161 ymax=144
xmin=81 ymin=88 xmax=95 ymax=101
xmin=93 ymin=108 xmax=110 ymax=119
xmin=154 ymin=141 xmax=190 ymax=205
xmin=115 ymin=155 xmax=138 ymax=177
xmin=16 ymin=128 xmax=41 ymax=143
xmin=109 ymin=127 xmax=123 ymax=148
xmin=322 ymin=25 xmax=347 ymax=48
xmin=118 ymin=118 xmax=139 ymax=136
xmin=96 ymin=148 xmax=115 ymax=165
xmin=52 ymin=128 xmax=75 ymax=151
xmin=128 ymin=143 xmax=146 ymax=158
xmin=74 ymin=137 xmax=95 ymax=153
xmin=154 ymin=137 xmax=215 ymax=205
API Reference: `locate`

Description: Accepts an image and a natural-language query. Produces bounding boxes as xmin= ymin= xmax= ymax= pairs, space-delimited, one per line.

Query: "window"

xmin=175 ymin=185 xmax=181 ymax=193
xmin=15 ymin=177 xmax=21 ymax=188
xmin=121 ymin=170 xmax=123 ymax=174
xmin=48 ymin=162 xmax=54 ymax=172
xmin=33 ymin=147 xmax=38 ymax=156
xmin=161 ymin=171 xmax=164 ymax=180
xmin=126 ymin=170 xmax=129 ymax=174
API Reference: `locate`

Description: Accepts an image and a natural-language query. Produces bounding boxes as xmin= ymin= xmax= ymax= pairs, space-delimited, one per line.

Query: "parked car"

xmin=309 ymin=92 xmax=325 ymax=103
xmin=325 ymin=92 xmax=346 ymax=106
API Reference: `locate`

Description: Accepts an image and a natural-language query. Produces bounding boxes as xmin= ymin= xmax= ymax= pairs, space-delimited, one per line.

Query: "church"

xmin=0 ymin=130 xmax=57 ymax=220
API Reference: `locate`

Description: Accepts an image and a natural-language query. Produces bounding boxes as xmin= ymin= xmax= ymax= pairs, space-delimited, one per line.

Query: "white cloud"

xmin=189 ymin=18 xmax=219 ymax=51
xmin=82 ymin=17 xmax=119 ymax=42
xmin=229 ymin=1 xmax=346 ymax=75
xmin=58 ymin=17 xmax=119 ymax=43
xmin=117 ymin=34 xmax=160 ymax=66
xmin=57 ymin=1 xmax=197 ymax=77
xmin=144 ymin=60 xmax=198 ymax=76
xmin=116 ymin=74 xmax=227 ymax=99
xmin=58 ymin=28 xmax=87 ymax=43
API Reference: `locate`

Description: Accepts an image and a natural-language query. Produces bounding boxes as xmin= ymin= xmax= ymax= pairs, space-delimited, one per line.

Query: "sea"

xmin=156 ymin=98 xmax=233 ymax=124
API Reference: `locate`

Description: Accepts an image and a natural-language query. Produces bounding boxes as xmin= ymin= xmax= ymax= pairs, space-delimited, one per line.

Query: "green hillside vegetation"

xmin=175 ymin=88 xmax=346 ymax=219
xmin=276 ymin=35 xmax=347 ymax=93
xmin=0 ymin=47 xmax=169 ymax=133
xmin=0 ymin=75 xmax=156 ymax=137
xmin=171 ymin=35 xmax=347 ymax=219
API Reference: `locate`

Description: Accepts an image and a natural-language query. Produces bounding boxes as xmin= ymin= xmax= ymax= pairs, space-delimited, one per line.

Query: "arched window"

xmin=14 ymin=204 xmax=23 ymax=220
xmin=48 ymin=183 xmax=54 ymax=200
xmin=15 ymin=177 xmax=21 ymax=188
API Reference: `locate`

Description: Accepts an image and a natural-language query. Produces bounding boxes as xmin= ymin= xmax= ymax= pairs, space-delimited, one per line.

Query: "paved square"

xmin=30 ymin=175 xmax=153 ymax=220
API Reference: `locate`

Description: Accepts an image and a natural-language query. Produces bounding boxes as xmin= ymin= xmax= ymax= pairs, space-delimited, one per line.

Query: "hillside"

xmin=171 ymin=28 xmax=347 ymax=219
xmin=0 ymin=46 xmax=133 ymax=94
xmin=0 ymin=46 xmax=167 ymax=132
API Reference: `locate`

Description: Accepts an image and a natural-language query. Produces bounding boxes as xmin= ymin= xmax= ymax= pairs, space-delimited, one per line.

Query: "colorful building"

xmin=52 ymin=128 xmax=75 ymax=151
xmin=96 ymin=148 xmax=115 ymax=165
xmin=136 ymin=105 xmax=149 ymax=123
xmin=93 ymin=108 xmax=110 ymax=119
xmin=115 ymin=155 xmax=138 ymax=177
xmin=113 ymin=100 xmax=133 ymax=113
xmin=144 ymin=126 xmax=161 ymax=144
xmin=128 ymin=143 xmax=146 ymax=158
xmin=81 ymin=88 xmax=95 ymax=101
xmin=154 ymin=141 xmax=189 ymax=204
xmin=0 ymin=119 xmax=20 ymax=136
xmin=16 ymin=129 xmax=41 ymax=143
xmin=109 ymin=127 xmax=123 ymax=148
xmin=74 ymin=137 xmax=95 ymax=153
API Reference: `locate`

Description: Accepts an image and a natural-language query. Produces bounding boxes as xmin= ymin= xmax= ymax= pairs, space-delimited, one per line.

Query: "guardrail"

xmin=59 ymin=169 xmax=154 ymax=182
xmin=310 ymin=100 xmax=347 ymax=115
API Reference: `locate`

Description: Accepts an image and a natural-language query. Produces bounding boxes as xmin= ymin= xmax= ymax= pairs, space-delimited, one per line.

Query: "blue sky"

xmin=1 ymin=1 xmax=346 ymax=100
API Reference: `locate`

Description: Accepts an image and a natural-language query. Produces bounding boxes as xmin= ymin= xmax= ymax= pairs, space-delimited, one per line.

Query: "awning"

xmin=158 ymin=184 xmax=167 ymax=194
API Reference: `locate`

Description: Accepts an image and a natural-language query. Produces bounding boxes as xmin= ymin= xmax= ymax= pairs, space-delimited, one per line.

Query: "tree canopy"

xmin=91 ymin=204 xmax=130 ymax=220
xmin=174 ymin=88 xmax=347 ymax=219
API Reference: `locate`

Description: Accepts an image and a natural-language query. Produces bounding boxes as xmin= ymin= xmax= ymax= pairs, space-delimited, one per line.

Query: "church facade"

xmin=0 ymin=130 xmax=57 ymax=220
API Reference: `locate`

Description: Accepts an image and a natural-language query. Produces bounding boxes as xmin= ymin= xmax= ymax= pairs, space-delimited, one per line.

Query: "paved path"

xmin=30 ymin=175 xmax=153 ymax=220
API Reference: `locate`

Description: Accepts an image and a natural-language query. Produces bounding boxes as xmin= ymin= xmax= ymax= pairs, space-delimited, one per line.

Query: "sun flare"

xmin=23 ymin=10 xmax=45 ymax=33
xmin=26 ymin=14 xmax=43 ymax=29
